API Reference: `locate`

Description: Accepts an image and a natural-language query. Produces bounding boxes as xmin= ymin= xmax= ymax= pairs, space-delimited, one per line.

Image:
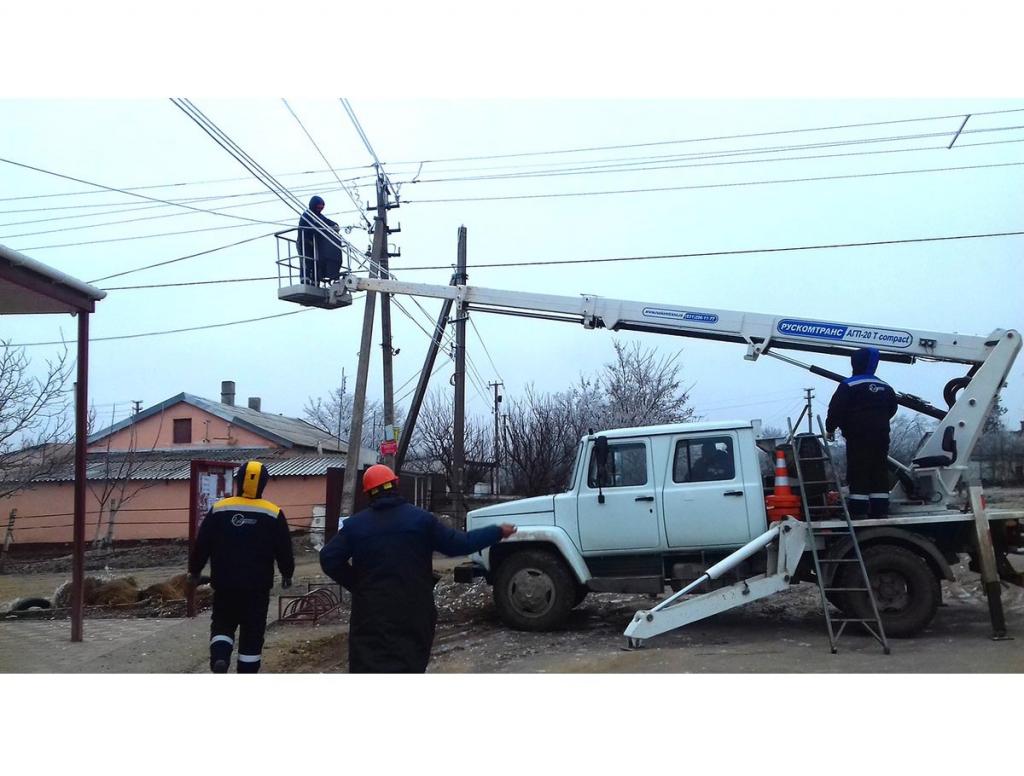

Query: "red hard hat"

xmin=363 ymin=464 xmax=399 ymax=494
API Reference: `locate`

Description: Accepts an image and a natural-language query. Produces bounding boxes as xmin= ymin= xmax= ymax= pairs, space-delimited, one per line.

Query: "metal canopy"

xmin=0 ymin=243 xmax=104 ymax=644
xmin=0 ymin=244 xmax=106 ymax=314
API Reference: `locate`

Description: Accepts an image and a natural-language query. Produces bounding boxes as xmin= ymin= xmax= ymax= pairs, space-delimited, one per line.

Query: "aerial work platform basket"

xmin=275 ymin=228 xmax=355 ymax=310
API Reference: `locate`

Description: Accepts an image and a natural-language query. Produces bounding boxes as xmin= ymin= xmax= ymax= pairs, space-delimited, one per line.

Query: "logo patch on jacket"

xmin=231 ymin=514 xmax=258 ymax=527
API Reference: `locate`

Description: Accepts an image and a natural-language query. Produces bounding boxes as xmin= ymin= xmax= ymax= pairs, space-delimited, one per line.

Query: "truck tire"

xmin=839 ymin=545 xmax=940 ymax=638
xmin=493 ymin=549 xmax=576 ymax=631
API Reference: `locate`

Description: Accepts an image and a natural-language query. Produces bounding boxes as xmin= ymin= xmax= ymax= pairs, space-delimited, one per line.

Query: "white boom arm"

xmin=336 ymin=274 xmax=1021 ymax=497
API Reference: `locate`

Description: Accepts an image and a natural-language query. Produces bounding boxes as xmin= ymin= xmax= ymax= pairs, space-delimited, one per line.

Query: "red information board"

xmin=187 ymin=460 xmax=238 ymax=617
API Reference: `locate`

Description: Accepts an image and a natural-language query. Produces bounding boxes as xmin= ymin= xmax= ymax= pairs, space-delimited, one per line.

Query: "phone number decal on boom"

xmin=776 ymin=319 xmax=913 ymax=348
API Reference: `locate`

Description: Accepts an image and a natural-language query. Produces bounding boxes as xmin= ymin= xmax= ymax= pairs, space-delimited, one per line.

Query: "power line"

xmin=402 ymin=131 xmax=1024 ymax=186
xmin=15 ymin=219 xmax=287 ymax=252
xmin=12 ymin=309 xmax=317 ymax=347
xmin=0 ymin=177 xmax=359 ymax=227
xmin=0 ymin=165 xmax=376 ymax=205
xmin=88 ymin=231 xmax=279 ymax=283
xmin=101 ymin=276 xmax=276 ymax=291
xmin=281 ymin=98 xmax=372 ymax=228
xmin=405 ymin=160 xmax=1024 ymax=205
xmin=0 ymin=155 xmax=301 ymax=229
xmin=0 ymin=185 xmax=355 ymax=241
xmin=383 ymin=228 xmax=1024 ymax=271
xmin=89 ymin=227 xmax=1024 ymax=290
xmin=389 ymin=105 xmax=1024 ymax=165
xmin=468 ymin=316 xmax=504 ymax=383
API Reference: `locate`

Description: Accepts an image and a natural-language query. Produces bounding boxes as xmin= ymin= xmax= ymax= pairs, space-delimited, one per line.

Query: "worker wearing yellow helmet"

xmin=189 ymin=460 xmax=295 ymax=673
xmin=320 ymin=464 xmax=516 ymax=673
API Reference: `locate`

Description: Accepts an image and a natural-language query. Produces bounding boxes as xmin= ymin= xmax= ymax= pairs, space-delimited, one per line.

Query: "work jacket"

xmin=320 ymin=494 xmax=502 ymax=673
xmin=190 ymin=496 xmax=295 ymax=591
xmin=826 ymin=347 xmax=899 ymax=445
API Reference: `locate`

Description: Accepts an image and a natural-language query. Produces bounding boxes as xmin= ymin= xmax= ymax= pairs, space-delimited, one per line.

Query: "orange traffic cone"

xmin=765 ymin=449 xmax=803 ymax=521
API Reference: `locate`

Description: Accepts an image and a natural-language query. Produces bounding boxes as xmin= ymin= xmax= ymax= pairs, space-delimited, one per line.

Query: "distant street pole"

xmin=804 ymin=387 xmax=815 ymax=434
xmin=489 ymin=381 xmax=503 ymax=496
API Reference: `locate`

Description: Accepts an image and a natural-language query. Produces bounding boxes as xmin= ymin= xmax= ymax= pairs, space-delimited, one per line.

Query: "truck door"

xmin=662 ymin=432 xmax=753 ymax=548
xmin=578 ymin=438 xmax=661 ymax=552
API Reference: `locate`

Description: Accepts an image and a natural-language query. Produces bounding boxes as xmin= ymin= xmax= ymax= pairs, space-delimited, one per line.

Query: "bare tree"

xmin=0 ymin=341 xmax=74 ymax=500
xmin=889 ymin=411 xmax=937 ymax=464
xmin=599 ymin=341 xmax=695 ymax=428
xmin=304 ymin=385 xmax=404 ymax=452
xmin=405 ymin=390 xmax=491 ymax=491
xmin=503 ymin=341 xmax=695 ymax=497
xmin=503 ymin=386 xmax=591 ymax=497
xmin=88 ymin=406 xmax=165 ymax=549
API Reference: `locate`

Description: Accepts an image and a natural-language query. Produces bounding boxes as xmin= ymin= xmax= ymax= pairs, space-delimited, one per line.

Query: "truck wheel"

xmin=840 ymin=545 xmax=940 ymax=638
xmin=493 ymin=549 xmax=576 ymax=631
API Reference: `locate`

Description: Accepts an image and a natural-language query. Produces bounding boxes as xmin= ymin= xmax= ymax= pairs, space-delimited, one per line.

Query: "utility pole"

xmin=804 ymin=387 xmax=815 ymax=434
xmin=377 ymin=171 xmax=399 ymax=470
xmin=340 ymin=178 xmax=388 ymax=519
xmin=452 ymin=226 xmax=468 ymax=529
xmin=489 ymin=381 xmax=503 ymax=496
xmin=395 ymin=273 xmax=458 ymax=471
xmin=131 ymin=400 xmax=142 ymax=415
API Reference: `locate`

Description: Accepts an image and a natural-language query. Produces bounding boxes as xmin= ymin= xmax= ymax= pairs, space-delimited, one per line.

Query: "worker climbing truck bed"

xmin=274 ymin=254 xmax=1023 ymax=642
xmin=456 ymin=420 xmax=1023 ymax=638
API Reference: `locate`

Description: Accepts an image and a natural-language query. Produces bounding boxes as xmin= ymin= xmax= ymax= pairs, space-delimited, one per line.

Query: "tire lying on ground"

xmin=493 ymin=549 xmax=576 ymax=631
xmin=838 ymin=544 xmax=941 ymax=638
xmin=12 ymin=598 xmax=52 ymax=612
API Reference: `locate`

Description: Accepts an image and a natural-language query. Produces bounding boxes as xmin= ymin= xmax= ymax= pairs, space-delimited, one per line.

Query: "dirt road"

xmin=4 ymin=541 xmax=1023 ymax=673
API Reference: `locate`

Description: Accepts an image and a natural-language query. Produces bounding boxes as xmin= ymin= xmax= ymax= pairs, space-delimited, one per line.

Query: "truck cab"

xmin=461 ymin=420 xmax=775 ymax=630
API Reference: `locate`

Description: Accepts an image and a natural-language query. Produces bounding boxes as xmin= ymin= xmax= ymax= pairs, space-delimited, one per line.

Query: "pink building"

xmin=1 ymin=385 xmax=378 ymax=546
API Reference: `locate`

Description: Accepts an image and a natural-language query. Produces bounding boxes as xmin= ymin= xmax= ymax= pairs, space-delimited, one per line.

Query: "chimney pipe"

xmin=248 ymin=397 xmax=262 ymax=412
xmin=221 ymin=380 xmax=236 ymax=407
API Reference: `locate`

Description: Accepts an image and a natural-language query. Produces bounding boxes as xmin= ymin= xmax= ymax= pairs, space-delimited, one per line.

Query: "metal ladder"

xmin=785 ymin=416 xmax=890 ymax=655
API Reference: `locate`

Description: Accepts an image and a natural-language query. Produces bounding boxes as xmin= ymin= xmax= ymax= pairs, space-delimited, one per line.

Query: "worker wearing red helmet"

xmin=320 ymin=464 xmax=516 ymax=673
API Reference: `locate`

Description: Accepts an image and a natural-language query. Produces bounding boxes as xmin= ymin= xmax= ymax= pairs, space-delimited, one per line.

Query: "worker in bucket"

xmin=319 ymin=464 xmax=517 ymax=673
xmin=188 ymin=460 xmax=295 ymax=673
xmin=297 ymin=194 xmax=343 ymax=284
xmin=825 ymin=347 xmax=898 ymax=518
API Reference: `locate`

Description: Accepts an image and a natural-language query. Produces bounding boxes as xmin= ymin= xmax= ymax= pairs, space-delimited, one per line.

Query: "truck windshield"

xmin=565 ymin=441 xmax=583 ymax=491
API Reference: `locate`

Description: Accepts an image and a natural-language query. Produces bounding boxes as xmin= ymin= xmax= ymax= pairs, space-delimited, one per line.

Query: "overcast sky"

xmin=2 ymin=97 xmax=1023 ymax=436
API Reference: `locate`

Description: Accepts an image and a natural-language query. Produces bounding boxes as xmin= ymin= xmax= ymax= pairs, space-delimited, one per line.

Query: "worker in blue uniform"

xmin=297 ymin=195 xmax=343 ymax=284
xmin=826 ymin=347 xmax=899 ymax=518
xmin=320 ymin=464 xmax=516 ymax=673
xmin=188 ymin=460 xmax=294 ymax=673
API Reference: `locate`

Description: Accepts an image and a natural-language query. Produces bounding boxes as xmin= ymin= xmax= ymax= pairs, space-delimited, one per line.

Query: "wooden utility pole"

xmin=340 ymin=177 xmax=388 ymax=518
xmin=452 ymin=226 xmax=468 ymax=529
xmin=395 ymin=273 xmax=458 ymax=471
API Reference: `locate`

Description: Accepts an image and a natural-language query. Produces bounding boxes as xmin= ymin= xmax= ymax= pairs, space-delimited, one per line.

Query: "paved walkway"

xmin=0 ymin=617 xmax=212 ymax=673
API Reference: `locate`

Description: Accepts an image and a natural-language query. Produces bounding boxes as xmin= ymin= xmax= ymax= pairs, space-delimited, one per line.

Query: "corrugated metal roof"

xmin=16 ymin=448 xmax=374 ymax=484
xmin=88 ymin=392 xmax=350 ymax=452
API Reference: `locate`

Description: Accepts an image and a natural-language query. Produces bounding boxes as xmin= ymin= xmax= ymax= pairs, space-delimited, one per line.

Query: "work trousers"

xmin=209 ymin=587 xmax=270 ymax=673
xmin=845 ymin=438 xmax=890 ymax=518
